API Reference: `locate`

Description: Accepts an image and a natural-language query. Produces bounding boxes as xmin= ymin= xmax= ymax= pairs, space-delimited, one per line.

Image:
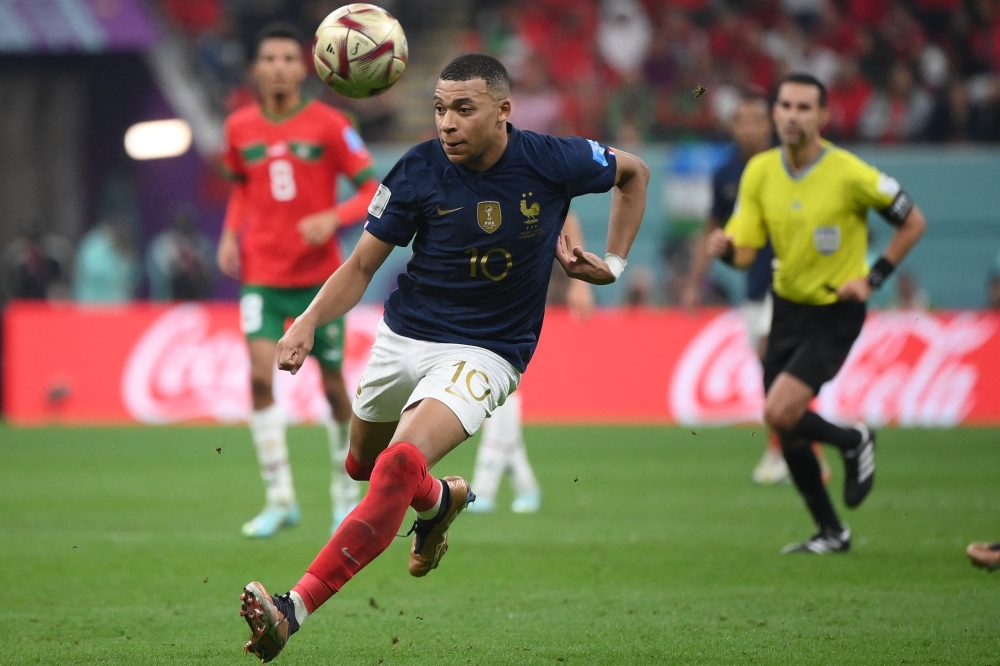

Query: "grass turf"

xmin=0 ymin=424 xmax=997 ymax=665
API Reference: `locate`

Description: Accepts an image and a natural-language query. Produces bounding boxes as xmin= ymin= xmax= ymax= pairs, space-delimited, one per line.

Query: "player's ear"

xmin=497 ymin=97 xmax=511 ymax=124
xmin=818 ymin=106 xmax=830 ymax=131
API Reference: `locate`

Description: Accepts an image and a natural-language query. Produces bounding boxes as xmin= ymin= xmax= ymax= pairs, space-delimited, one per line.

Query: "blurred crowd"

xmin=5 ymin=208 xmax=1000 ymax=310
xmin=474 ymin=0 xmax=1000 ymax=143
xmin=8 ymin=0 xmax=998 ymax=310
xmin=1 ymin=210 xmax=215 ymax=306
xmin=158 ymin=0 xmax=452 ymax=141
xmin=158 ymin=0 xmax=1000 ymax=144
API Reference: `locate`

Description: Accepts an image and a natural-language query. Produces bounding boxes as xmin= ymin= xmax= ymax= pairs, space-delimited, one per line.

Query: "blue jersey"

xmin=712 ymin=150 xmax=774 ymax=301
xmin=364 ymin=124 xmax=617 ymax=371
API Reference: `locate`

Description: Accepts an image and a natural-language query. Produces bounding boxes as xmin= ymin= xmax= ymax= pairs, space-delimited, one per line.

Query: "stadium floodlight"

xmin=124 ymin=119 xmax=192 ymax=160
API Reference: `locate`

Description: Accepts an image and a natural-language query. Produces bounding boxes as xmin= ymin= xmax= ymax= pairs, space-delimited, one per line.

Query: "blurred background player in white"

xmin=468 ymin=210 xmax=593 ymax=514
xmin=217 ymin=24 xmax=379 ymax=538
xmin=684 ymin=89 xmax=828 ymax=485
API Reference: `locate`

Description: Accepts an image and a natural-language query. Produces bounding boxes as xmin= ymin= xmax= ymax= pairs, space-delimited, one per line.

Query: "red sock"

xmin=410 ymin=473 xmax=441 ymax=513
xmin=344 ymin=450 xmax=374 ymax=481
xmin=767 ymin=431 xmax=782 ymax=453
xmin=292 ymin=442 xmax=428 ymax=612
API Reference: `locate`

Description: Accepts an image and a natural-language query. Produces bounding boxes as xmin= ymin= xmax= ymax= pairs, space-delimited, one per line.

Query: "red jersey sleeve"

xmin=223 ymin=181 xmax=249 ymax=233
xmin=327 ymin=115 xmax=374 ymax=184
xmin=219 ymin=118 xmax=246 ymax=182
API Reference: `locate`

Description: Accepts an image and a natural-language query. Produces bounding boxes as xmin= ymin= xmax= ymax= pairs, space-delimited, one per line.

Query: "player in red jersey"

xmin=217 ymin=23 xmax=380 ymax=538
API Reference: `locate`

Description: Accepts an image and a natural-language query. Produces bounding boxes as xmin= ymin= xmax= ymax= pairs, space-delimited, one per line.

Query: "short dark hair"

xmin=439 ymin=53 xmax=510 ymax=100
xmin=255 ymin=22 xmax=304 ymax=58
xmin=778 ymin=73 xmax=828 ymax=107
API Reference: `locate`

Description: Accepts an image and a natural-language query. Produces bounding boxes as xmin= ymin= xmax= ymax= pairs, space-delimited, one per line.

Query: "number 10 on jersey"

xmin=465 ymin=247 xmax=512 ymax=281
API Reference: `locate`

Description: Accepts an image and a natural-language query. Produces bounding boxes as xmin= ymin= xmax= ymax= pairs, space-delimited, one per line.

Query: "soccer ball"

xmin=313 ymin=4 xmax=408 ymax=99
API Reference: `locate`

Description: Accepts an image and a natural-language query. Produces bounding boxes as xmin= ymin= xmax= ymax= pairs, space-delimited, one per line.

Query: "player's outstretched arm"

xmin=705 ymin=228 xmax=758 ymax=269
xmin=218 ymin=183 xmax=248 ymax=279
xmin=607 ymin=149 xmax=649 ymax=262
xmin=683 ymin=216 xmax=721 ymax=309
xmin=837 ymin=204 xmax=927 ymax=302
xmin=555 ymin=149 xmax=649 ymax=285
xmin=297 ymin=178 xmax=381 ymax=246
xmin=879 ymin=204 xmax=926 ymax=265
xmin=277 ymin=231 xmax=394 ymax=374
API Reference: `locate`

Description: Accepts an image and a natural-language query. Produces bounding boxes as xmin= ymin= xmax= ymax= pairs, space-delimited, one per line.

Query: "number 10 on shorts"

xmin=446 ymin=360 xmax=491 ymax=403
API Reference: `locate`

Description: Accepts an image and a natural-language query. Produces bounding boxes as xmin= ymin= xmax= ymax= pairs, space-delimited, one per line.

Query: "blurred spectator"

xmin=161 ymin=0 xmax=223 ymax=35
xmin=605 ymin=70 xmax=656 ymax=144
xmin=878 ymin=1 xmax=927 ymax=63
xmin=597 ymin=0 xmax=653 ymax=78
xmin=518 ymin=1 xmax=599 ymax=89
xmin=893 ymin=271 xmax=930 ymax=310
xmin=509 ymin=56 xmax=567 ymax=135
xmin=146 ymin=208 xmax=215 ymax=301
xmin=782 ymin=0 xmax=826 ymax=31
xmin=624 ymin=265 xmax=656 ymax=306
xmin=989 ymin=273 xmax=1000 ymax=309
xmin=73 ymin=218 xmax=140 ymax=304
xmin=1 ymin=214 xmax=72 ymax=302
xmin=764 ymin=16 xmax=839 ymax=87
xmin=859 ymin=60 xmax=935 ymax=141
xmin=827 ymin=56 xmax=874 ymax=141
xmin=164 ymin=0 xmax=1000 ymax=144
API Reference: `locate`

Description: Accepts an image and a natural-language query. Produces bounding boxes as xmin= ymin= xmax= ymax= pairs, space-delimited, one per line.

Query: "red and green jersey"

xmin=221 ymin=99 xmax=374 ymax=287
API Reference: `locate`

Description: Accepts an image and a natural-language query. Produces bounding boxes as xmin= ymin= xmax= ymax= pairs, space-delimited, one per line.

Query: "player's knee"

xmin=345 ymin=448 xmax=373 ymax=481
xmin=764 ymin=401 xmax=797 ymax=433
xmin=372 ymin=441 xmax=426 ymax=481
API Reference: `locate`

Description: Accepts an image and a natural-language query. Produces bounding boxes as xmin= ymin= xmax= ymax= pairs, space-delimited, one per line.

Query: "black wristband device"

xmin=867 ymin=256 xmax=896 ymax=289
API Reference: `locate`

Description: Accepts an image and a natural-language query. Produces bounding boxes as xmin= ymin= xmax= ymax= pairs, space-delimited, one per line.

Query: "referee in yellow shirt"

xmin=708 ymin=73 xmax=926 ymax=554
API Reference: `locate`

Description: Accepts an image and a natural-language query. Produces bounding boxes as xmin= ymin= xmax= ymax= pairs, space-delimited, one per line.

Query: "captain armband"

xmin=605 ymin=253 xmax=628 ymax=281
xmin=877 ymin=191 xmax=914 ymax=227
xmin=866 ymin=256 xmax=896 ymax=290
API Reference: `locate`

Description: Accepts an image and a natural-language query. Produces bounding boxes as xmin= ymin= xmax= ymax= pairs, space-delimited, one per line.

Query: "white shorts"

xmin=353 ymin=319 xmax=521 ymax=436
xmin=741 ymin=292 xmax=773 ymax=355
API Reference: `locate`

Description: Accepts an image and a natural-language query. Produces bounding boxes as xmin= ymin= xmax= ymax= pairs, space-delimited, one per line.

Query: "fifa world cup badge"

xmin=477 ymin=201 xmax=502 ymax=233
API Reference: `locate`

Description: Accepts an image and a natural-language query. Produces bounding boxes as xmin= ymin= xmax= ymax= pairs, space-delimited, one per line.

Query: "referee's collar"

xmin=781 ymin=143 xmax=829 ymax=181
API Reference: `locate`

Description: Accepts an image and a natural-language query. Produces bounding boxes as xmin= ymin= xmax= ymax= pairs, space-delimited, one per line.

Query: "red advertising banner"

xmin=4 ymin=302 xmax=999 ymax=426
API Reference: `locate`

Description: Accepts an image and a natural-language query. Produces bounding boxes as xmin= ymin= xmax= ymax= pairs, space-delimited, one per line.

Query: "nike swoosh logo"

xmin=436 ymin=206 xmax=463 ymax=216
xmin=342 ymin=547 xmax=359 ymax=565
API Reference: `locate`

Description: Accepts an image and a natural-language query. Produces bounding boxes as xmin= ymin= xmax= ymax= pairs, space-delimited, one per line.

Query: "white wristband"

xmin=604 ymin=253 xmax=627 ymax=281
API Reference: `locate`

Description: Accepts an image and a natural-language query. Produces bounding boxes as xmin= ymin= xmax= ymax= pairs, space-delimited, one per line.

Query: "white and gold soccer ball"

xmin=313 ymin=4 xmax=408 ymax=99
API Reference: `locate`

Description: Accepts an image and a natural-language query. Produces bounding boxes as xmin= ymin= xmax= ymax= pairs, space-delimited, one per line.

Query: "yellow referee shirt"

xmin=725 ymin=142 xmax=900 ymax=305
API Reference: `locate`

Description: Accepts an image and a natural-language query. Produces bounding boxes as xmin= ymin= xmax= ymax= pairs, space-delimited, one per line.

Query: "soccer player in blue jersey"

xmin=238 ymin=53 xmax=649 ymax=662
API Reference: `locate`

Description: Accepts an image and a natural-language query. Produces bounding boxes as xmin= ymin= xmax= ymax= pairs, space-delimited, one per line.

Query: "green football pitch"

xmin=1 ymin=423 xmax=998 ymax=665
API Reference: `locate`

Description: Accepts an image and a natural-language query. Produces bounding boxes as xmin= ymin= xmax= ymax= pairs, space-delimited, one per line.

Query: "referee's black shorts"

xmin=762 ymin=292 xmax=867 ymax=395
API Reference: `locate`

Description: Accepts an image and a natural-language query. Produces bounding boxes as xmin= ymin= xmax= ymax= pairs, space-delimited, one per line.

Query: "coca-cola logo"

xmin=669 ymin=310 xmax=996 ymax=427
xmin=818 ymin=312 xmax=996 ymax=427
xmin=669 ymin=311 xmax=764 ymax=425
xmin=121 ymin=304 xmax=381 ymax=424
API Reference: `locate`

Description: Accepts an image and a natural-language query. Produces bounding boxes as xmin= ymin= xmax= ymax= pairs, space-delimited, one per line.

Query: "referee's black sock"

xmin=790 ymin=411 xmax=862 ymax=452
xmin=782 ymin=440 xmax=842 ymax=531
